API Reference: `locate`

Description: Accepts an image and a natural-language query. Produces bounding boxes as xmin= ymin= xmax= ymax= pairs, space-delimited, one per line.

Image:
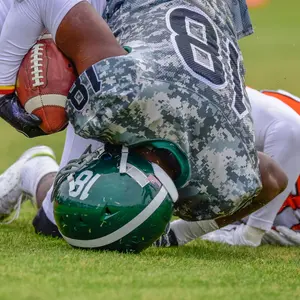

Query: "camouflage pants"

xmin=66 ymin=0 xmax=261 ymax=221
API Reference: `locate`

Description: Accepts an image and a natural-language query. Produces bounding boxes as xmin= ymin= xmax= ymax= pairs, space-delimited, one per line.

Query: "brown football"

xmin=16 ymin=34 xmax=77 ymax=134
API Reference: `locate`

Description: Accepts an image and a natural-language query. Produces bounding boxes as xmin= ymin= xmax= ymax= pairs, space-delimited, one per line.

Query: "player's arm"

xmin=0 ymin=0 xmax=82 ymax=136
xmin=0 ymin=0 xmax=125 ymax=137
xmin=0 ymin=0 xmax=45 ymax=137
xmin=216 ymin=151 xmax=288 ymax=228
xmin=153 ymin=150 xmax=288 ymax=247
xmin=0 ymin=0 xmax=125 ymax=89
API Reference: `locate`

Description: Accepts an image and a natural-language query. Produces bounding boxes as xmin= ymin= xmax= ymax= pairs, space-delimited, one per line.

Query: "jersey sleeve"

xmin=0 ymin=0 xmax=12 ymax=35
xmin=0 ymin=0 xmax=84 ymax=95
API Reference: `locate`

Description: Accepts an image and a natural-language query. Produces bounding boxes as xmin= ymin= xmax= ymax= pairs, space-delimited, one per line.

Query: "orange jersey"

xmin=261 ymin=90 xmax=300 ymax=230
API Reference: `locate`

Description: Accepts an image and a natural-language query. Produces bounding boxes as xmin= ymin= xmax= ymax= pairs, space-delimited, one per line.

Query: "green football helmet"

xmin=52 ymin=145 xmax=178 ymax=253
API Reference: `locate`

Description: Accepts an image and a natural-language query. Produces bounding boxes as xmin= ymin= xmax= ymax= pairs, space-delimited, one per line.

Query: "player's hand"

xmin=0 ymin=93 xmax=46 ymax=138
xmin=262 ymin=226 xmax=300 ymax=246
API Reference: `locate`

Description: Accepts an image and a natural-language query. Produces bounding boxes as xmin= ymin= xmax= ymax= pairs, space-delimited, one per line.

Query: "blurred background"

xmin=241 ymin=0 xmax=299 ymax=93
xmin=0 ymin=0 xmax=299 ymax=171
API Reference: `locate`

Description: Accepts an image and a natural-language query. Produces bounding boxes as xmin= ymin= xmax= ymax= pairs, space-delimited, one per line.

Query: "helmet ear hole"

xmin=105 ymin=207 xmax=112 ymax=215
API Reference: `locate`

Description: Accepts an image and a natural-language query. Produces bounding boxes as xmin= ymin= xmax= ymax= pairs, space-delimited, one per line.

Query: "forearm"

xmin=216 ymin=151 xmax=288 ymax=228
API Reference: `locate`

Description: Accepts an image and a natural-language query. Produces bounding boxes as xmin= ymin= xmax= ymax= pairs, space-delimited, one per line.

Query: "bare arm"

xmin=0 ymin=0 xmax=119 ymax=94
xmin=55 ymin=1 xmax=127 ymax=75
xmin=216 ymin=151 xmax=288 ymax=227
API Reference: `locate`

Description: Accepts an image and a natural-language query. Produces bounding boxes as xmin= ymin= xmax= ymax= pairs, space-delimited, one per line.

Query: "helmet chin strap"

xmin=120 ymin=145 xmax=150 ymax=188
xmin=119 ymin=146 xmax=129 ymax=174
xmin=151 ymin=163 xmax=178 ymax=203
xmin=119 ymin=146 xmax=178 ymax=202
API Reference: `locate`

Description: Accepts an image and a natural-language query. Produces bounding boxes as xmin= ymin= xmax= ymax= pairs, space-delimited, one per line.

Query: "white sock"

xmin=20 ymin=156 xmax=59 ymax=199
xmin=242 ymin=224 xmax=265 ymax=246
xmin=170 ymin=219 xmax=219 ymax=245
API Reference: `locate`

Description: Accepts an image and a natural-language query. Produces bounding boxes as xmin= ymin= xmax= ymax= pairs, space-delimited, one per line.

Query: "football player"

xmin=0 ymin=0 xmax=287 ymax=247
xmin=0 ymin=86 xmax=293 ymax=245
xmin=247 ymin=90 xmax=300 ymax=246
xmin=155 ymin=88 xmax=300 ymax=247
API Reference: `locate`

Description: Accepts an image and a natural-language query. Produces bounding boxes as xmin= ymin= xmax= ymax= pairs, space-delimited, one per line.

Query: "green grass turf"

xmin=1 ymin=1 xmax=300 ymax=299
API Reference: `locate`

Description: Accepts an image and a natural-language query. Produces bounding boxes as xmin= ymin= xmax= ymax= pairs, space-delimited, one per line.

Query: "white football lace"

xmin=0 ymin=194 xmax=28 ymax=225
xmin=30 ymin=43 xmax=44 ymax=87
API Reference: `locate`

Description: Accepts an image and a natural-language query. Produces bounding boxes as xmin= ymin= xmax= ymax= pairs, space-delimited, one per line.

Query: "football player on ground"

xmin=240 ymin=90 xmax=300 ymax=246
xmin=0 ymin=87 xmax=294 ymax=244
xmin=155 ymin=88 xmax=300 ymax=247
xmin=0 ymin=0 xmax=287 ymax=248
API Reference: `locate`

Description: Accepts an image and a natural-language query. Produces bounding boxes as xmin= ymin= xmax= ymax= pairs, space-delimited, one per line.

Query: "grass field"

xmin=1 ymin=1 xmax=300 ymax=299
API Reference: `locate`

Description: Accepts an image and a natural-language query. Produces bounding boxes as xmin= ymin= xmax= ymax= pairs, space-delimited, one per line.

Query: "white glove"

xmin=262 ymin=226 xmax=300 ymax=246
xmin=202 ymin=223 xmax=265 ymax=247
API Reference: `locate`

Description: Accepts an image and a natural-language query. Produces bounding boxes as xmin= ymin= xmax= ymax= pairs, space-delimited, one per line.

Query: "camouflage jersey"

xmin=66 ymin=0 xmax=262 ymax=221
